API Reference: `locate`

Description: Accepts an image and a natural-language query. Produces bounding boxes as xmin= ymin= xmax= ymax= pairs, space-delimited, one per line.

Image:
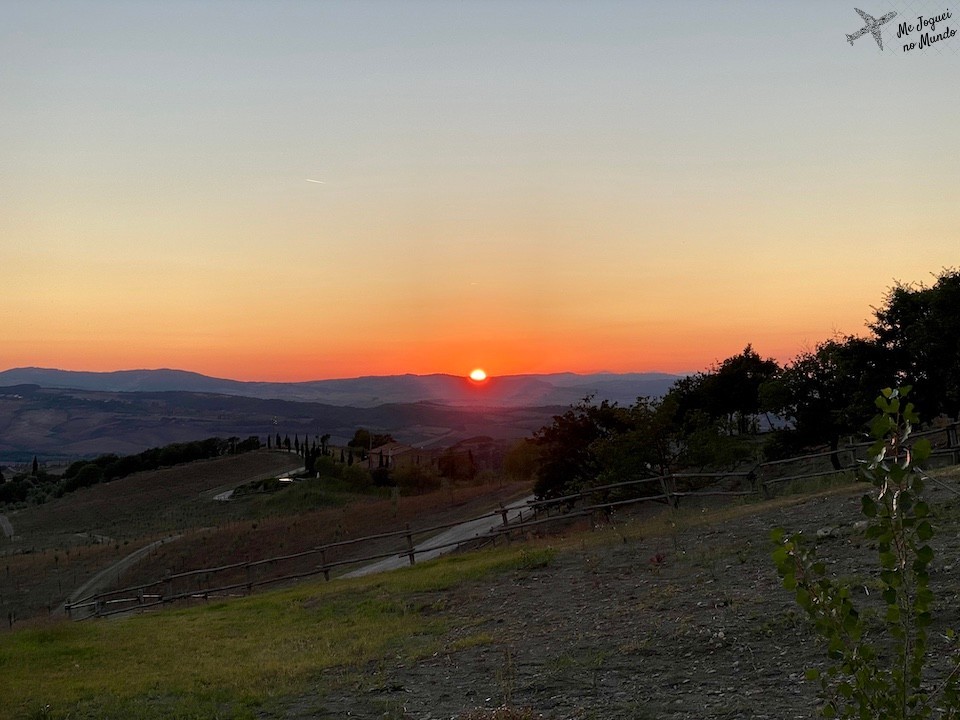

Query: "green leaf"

xmin=904 ymin=403 xmax=920 ymax=424
xmin=805 ymin=667 xmax=820 ymax=681
xmin=913 ymin=438 xmax=931 ymax=463
xmin=861 ymin=495 xmax=877 ymax=517
xmin=772 ymin=546 xmax=788 ymax=565
xmin=880 ymin=568 xmax=901 ymax=587
xmin=916 ymin=520 xmax=934 ymax=541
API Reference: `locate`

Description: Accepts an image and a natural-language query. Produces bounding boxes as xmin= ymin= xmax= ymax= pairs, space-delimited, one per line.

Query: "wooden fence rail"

xmin=66 ymin=422 xmax=960 ymax=620
xmin=66 ymin=505 xmax=528 ymax=619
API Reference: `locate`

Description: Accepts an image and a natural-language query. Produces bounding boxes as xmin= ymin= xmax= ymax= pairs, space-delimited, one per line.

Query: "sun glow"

xmin=469 ymin=368 xmax=487 ymax=382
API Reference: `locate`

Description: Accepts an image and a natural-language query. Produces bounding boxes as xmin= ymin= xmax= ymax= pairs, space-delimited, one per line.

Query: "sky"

xmin=2 ymin=0 xmax=958 ymax=381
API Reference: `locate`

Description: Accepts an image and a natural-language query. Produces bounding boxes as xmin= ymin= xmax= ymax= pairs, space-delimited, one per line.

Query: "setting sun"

xmin=469 ymin=369 xmax=487 ymax=382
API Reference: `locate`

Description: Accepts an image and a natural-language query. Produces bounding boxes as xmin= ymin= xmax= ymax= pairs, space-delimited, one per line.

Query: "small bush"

xmin=772 ymin=387 xmax=960 ymax=719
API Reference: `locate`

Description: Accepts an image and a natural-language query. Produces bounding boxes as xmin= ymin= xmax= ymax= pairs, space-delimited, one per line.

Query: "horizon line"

xmin=0 ymin=365 xmax=691 ymax=384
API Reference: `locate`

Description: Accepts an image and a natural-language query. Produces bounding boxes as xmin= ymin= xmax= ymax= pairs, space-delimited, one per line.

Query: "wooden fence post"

xmin=658 ymin=474 xmax=674 ymax=508
xmin=499 ymin=503 xmax=509 ymax=527
xmin=405 ymin=524 xmax=415 ymax=566
xmin=163 ymin=572 xmax=173 ymax=603
xmin=321 ymin=548 xmax=330 ymax=581
xmin=755 ymin=464 xmax=771 ymax=500
xmin=947 ymin=424 xmax=959 ymax=464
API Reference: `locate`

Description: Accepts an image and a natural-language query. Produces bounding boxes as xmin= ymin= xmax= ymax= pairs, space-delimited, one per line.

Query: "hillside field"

xmin=0 ymin=450 xmax=531 ymax=626
xmin=4 ymin=465 xmax=960 ymax=719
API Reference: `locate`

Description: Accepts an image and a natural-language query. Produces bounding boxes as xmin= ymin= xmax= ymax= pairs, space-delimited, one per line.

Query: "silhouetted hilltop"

xmin=0 ymin=368 xmax=679 ymax=408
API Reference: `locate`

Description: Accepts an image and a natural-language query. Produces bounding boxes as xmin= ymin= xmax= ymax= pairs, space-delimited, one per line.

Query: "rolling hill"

xmin=0 ymin=368 xmax=681 ymax=461
xmin=0 ymin=367 xmax=679 ymax=408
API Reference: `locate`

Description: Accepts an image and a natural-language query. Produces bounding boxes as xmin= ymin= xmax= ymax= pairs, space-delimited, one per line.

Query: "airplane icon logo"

xmin=847 ymin=7 xmax=898 ymax=49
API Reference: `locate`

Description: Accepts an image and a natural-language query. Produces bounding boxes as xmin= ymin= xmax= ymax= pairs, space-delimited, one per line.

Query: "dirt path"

xmin=342 ymin=495 xmax=534 ymax=578
xmin=275 ymin=480 xmax=960 ymax=719
xmin=61 ymin=536 xmax=181 ymax=618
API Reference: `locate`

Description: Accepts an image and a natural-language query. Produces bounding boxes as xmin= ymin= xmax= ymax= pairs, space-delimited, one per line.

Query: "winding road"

xmin=60 ymin=535 xmax=180 ymax=618
xmin=343 ymin=494 xmax=534 ymax=578
xmin=56 ymin=493 xmax=533 ymax=617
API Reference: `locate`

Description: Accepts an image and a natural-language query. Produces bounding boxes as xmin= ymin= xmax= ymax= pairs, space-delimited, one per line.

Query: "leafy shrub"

xmin=772 ymin=388 xmax=960 ymax=718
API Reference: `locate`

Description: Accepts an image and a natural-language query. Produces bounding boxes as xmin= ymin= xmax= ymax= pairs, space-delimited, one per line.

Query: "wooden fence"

xmin=65 ymin=506 xmax=533 ymax=620
xmin=66 ymin=422 xmax=960 ymax=620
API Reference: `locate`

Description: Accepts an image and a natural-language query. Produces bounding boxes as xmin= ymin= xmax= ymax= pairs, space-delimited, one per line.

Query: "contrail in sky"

xmin=305 ymin=178 xmax=325 ymax=184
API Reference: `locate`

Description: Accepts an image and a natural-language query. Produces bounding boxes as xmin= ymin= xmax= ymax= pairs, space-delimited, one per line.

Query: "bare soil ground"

xmin=275 ymin=469 xmax=960 ymax=720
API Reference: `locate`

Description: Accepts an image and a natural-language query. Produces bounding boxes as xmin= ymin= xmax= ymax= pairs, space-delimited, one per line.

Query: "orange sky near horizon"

xmin=3 ymin=2 xmax=958 ymax=383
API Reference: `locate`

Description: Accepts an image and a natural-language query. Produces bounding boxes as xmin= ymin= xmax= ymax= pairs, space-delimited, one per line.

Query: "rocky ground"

xmin=268 ymin=470 xmax=960 ymax=719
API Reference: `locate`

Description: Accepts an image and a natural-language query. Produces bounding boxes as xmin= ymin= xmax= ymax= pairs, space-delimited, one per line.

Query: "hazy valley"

xmin=0 ymin=368 xmax=678 ymax=461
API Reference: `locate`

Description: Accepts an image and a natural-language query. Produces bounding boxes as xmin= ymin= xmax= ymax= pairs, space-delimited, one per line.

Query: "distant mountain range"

xmin=0 ymin=368 xmax=682 ymax=462
xmin=0 ymin=367 xmax=680 ymax=409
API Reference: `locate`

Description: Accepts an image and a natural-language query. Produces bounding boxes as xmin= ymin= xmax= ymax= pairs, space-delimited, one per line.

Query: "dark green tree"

xmin=348 ymin=429 xmax=395 ymax=450
xmin=438 ymin=448 xmax=477 ymax=482
xmin=667 ymin=345 xmax=779 ymax=436
xmin=348 ymin=428 xmax=370 ymax=449
xmin=532 ymin=398 xmax=630 ymax=500
xmin=870 ymin=268 xmax=960 ymax=418
xmin=762 ymin=335 xmax=893 ymax=467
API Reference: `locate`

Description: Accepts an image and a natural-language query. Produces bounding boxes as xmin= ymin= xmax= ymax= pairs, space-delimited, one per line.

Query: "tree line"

xmin=0 ymin=436 xmax=261 ymax=505
xmin=532 ymin=269 xmax=960 ymax=499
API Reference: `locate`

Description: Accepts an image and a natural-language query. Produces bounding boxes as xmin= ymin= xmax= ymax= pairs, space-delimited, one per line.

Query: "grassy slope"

xmin=0 ymin=547 xmax=551 ymax=720
xmin=9 ymin=464 xmax=957 ymax=720
xmin=0 ymin=478 xmax=869 ymax=720
xmin=0 ymin=452 xmax=304 ymax=623
xmin=1 ymin=448 xmax=528 ymax=626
